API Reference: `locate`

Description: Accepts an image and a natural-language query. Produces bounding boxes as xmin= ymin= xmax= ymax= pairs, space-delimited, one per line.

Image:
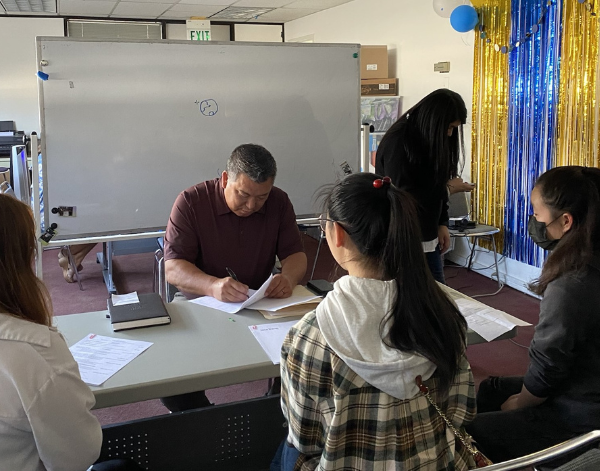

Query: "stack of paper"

xmin=258 ymin=285 xmax=321 ymax=319
xmin=190 ymin=275 xmax=320 ymax=315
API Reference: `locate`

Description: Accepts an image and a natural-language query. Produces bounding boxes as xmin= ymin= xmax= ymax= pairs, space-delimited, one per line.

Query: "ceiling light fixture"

xmin=210 ymin=6 xmax=273 ymax=21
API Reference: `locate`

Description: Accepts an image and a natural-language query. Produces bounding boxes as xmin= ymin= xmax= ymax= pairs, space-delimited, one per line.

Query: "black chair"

xmin=481 ymin=430 xmax=600 ymax=470
xmin=448 ymin=191 xmax=502 ymax=289
xmin=96 ymin=395 xmax=287 ymax=471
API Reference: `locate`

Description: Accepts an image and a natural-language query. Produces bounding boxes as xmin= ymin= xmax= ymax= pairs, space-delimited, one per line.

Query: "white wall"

xmin=0 ymin=18 xmax=64 ymax=135
xmin=285 ymin=0 xmax=542 ymax=293
xmin=285 ymin=0 xmax=475 ymax=182
xmin=234 ymin=24 xmax=283 ymax=42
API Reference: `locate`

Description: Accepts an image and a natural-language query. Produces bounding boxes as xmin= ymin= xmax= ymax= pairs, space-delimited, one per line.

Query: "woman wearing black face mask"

xmin=465 ymin=166 xmax=600 ymax=463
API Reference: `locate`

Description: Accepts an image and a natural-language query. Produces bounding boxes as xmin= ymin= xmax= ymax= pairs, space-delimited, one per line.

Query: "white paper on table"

xmin=248 ymin=320 xmax=298 ymax=364
xmin=190 ymin=274 xmax=276 ymax=314
xmin=454 ymin=298 xmax=517 ymax=342
xmin=69 ymin=334 xmax=152 ymax=386
xmin=111 ymin=292 xmax=140 ymax=306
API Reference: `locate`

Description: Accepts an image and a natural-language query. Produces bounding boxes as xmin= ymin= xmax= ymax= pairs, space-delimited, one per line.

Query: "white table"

xmin=56 ymin=301 xmax=282 ymax=409
xmin=56 ymin=287 xmax=525 ymax=409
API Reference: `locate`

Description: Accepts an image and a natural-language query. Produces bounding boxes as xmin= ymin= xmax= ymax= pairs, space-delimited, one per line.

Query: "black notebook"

xmin=107 ymin=292 xmax=171 ymax=332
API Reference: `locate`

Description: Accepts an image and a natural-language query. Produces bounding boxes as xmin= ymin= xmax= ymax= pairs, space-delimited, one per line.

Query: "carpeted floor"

xmin=43 ymin=234 xmax=539 ymax=425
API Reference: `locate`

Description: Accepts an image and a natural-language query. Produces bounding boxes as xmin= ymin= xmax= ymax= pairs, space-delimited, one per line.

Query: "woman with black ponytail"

xmin=467 ymin=166 xmax=600 ymax=463
xmin=278 ymin=173 xmax=476 ymax=470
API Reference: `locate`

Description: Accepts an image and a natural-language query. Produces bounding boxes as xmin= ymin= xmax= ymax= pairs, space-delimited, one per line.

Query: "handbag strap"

xmin=415 ymin=376 xmax=490 ymax=468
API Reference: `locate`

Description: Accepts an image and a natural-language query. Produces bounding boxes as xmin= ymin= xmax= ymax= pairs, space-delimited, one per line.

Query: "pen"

xmin=226 ymin=267 xmax=238 ymax=281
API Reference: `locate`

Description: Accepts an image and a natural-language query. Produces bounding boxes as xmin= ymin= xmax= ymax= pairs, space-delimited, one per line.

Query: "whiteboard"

xmin=36 ymin=38 xmax=360 ymax=240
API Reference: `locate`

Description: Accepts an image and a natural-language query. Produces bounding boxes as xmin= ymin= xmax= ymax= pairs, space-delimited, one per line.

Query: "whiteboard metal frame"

xmin=36 ymin=37 xmax=361 ymax=240
xmin=34 ymin=37 xmax=360 ymax=280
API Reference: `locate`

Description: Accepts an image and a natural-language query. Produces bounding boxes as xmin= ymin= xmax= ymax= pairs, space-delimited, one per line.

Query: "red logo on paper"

xmin=252 ymin=325 xmax=257 ymax=330
xmin=89 ymin=334 xmax=96 ymax=339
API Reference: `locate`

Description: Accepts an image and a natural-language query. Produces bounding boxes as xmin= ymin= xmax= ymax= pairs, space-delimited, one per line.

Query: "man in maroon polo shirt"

xmin=160 ymin=143 xmax=307 ymax=411
xmin=164 ymin=143 xmax=307 ymax=300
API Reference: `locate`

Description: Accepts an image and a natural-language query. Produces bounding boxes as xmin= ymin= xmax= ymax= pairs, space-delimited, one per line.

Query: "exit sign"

xmin=186 ymin=19 xmax=211 ymax=41
xmin=190 ymin=30 xmax=210 ymax=41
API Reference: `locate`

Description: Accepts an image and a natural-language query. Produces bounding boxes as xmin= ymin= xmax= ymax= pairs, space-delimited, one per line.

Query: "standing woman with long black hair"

xmin=376 ymin=89 xmax=468 ymax=283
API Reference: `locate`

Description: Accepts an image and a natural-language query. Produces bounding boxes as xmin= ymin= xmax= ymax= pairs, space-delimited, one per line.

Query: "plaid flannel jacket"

xmin=281 ymin=311 xmax=477 ymax=471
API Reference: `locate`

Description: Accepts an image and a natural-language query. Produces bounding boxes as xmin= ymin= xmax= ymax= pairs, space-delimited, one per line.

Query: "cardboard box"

xmin=361 ymin=78 xmax=398 ymax=96
xmin=360 ymin=45 xmax=388 ymax=79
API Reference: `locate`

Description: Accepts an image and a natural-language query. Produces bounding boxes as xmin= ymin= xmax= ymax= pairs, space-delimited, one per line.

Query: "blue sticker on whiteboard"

xmin=199 ymin=99 xmax=218 ymax=117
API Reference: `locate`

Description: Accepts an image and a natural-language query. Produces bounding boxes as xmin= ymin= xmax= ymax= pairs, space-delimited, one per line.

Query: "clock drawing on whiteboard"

xmin=199 ymin=99 xmax=218 ymax=117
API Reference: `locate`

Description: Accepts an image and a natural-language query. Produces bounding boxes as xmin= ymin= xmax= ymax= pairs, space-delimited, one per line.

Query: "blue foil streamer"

xmin=504 ymin=0 xmax=562 ymax=267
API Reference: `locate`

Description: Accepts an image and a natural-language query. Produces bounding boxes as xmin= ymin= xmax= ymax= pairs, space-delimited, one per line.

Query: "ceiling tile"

xmin=253 ymin=7 xmax=315 ymax=21
xmin=167 ymin=2 xmax=223 ymax=13
xmin=159 ymin=10 xmax=195 ymax=18
xmin=285 ymin=0 xmax=351 ymax=9
xmin=120 ymin=0 xmax=174 ymax=4
xmin=59 ymin=0 xmax=116 ymax=15
xmin=232 ymin=0 xmax=292 ymax=7
xmin=170 ymin=0 xmax=233 ymax=5
xmin=111 ymin=1 xmax=170 ymax=16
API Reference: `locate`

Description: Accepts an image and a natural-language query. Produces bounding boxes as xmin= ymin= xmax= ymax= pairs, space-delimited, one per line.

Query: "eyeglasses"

xmin=318 ymin=213 xmax=335 ymax=232
xmin=318 ymin=214 xmax=351 ymax=234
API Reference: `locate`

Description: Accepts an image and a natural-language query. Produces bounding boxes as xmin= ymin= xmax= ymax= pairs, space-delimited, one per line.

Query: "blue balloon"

xmin=450 ymin=5 xmax=479 ymax=33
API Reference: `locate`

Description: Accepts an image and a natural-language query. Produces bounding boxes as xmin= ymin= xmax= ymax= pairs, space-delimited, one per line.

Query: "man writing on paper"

xmin=164 ymin=143 xmax=307 ymax=302
xmin=161 ymin=144 xmax=306 ymax=411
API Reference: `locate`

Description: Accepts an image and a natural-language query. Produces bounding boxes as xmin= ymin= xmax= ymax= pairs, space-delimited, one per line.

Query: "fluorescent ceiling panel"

xmin=2 ymin=0 xmax=56 ymax=12
xmin=210 ymin=6 xmax=271 ymax=19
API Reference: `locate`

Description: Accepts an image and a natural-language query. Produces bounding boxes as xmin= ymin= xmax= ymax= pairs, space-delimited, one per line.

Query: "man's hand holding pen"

xmin=209 ymin=267 xmax=249 ymax=303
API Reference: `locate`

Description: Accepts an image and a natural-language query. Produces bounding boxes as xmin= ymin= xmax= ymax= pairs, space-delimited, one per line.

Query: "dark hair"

xmin=378 ymin=88 xmax=466 ymax=188
xmin=529 ymin=166 xmax=600 ymax=295
xmin=226 ymin=144 xmax=277 ymax=183
xmin=0 ymin=194 xmax=53 ymax=327
xmin=322 ymin=173 xmax=467 ymax=393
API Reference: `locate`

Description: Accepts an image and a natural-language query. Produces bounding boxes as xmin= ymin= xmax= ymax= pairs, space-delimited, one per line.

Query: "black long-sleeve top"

xmin=524 ymin=255 xmax=600 ymax=432
xmin=375 ymin=121 xmax=449 ymax=242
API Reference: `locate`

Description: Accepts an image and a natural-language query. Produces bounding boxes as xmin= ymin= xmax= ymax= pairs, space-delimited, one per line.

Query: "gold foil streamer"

xmin=555 ymin=1 xmax=600 ymax=168
xmin=471 ymin=0 xmax=511 ymax=251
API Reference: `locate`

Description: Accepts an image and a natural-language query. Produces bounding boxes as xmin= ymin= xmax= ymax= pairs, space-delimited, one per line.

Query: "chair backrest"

xmin=96 ymin=395 xmax=287 ymax=471
xmin=481 ymin=430 xmax=600 ymax=471
xmin=448 ymin=192 xmax=470 ymax=219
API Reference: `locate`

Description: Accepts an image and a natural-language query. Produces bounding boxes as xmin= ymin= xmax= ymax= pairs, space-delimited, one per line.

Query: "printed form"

xmin=248 ymin=320 xmax=299 ymax=364
xmin=69 ymin=334 xmax=153 ymax=386
xmin=454 ymin=298 xmax=519 ymax=342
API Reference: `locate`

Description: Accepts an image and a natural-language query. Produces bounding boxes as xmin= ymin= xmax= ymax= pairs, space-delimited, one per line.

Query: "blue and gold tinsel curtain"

xmin=472 ymin=0 xmax=600 ymax=267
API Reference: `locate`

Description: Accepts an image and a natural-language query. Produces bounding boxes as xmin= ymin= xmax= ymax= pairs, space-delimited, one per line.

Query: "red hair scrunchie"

xmin=373 ymin=176 xmax=391 ymax=188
